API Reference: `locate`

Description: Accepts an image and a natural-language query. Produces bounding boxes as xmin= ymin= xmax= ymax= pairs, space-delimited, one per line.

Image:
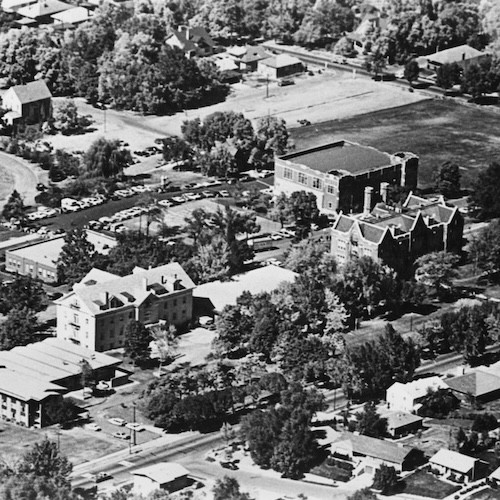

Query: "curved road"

xmin=0 ymin=150 xmax=42 ymax=209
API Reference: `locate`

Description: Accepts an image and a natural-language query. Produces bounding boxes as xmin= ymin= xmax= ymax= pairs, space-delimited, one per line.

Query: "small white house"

xmin=386 ymin=377 xmax=447 ymax=413
xmin=132 ymin=463 xmax=190 ymax=496
xmin=429 ymin=449 xmax=479 ymax=483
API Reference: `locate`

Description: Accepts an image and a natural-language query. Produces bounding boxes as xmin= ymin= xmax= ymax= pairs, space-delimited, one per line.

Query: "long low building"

xmin=5 ymin=230 xmax=116 ymax=283
xmin=0 ymin=338 xmax=128 ymax=428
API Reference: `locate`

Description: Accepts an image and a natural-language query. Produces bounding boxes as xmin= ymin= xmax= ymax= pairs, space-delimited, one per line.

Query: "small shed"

xmin=257 ymin=54 xmax=303 ymax=79
xmin=385 ymin=412 xmax=423 ymax=438
xmin=132 ymin=463 xmax=190 ymax=496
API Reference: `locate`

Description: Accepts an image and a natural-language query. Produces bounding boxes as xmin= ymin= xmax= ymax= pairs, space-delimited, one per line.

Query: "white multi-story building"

xmin=386 ymin=376 xmax=447 ymax=413
xmin=56 ymin=263 xmax=195 ymax=352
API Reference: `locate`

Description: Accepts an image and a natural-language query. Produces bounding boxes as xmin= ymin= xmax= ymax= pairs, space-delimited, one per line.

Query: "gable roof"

xmin=0 ymin=368 xmax=66 ymax=402
xmin=430 ymin=449 xmax=477 ymax=474
xmin=241 ymin=45 xmax=271 ymax=63
xmin=66 ymin=263 xmax=195 ymax=316
xmin=427 ymin=45 xmax=486 ymax=66
xmin=385 ymin=412 xmax=423 ymax=430
xmin=331 ymin=432 xmax=413 ymax=465
xmin=17 ymin=0 xmax=71 ymax=18
xmin=332 ymin=215 xmax=387 ymax=244
xmin=6 ymin=80 xmax=52 ymax=104
xmin=445 ymin=371 xmax=500 ymax=397
xmin=388 ymin=376 xmax=447 ymax=400
xmin=168 ymin=26 xmax=214 ymax=53
xmin=132 ymin=463 xmax=189 ymax=484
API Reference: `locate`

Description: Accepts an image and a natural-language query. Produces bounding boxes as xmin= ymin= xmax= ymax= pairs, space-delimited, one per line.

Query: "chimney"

xmin=363 ymin=186 xmax=373 ymax=216
xmin=142 ymin=277 xmax=148 ymax=291
xmin=161 ymin=275 xmax=167 ymax=284
xmin=380 ymin=182 xmax=389 ymax=203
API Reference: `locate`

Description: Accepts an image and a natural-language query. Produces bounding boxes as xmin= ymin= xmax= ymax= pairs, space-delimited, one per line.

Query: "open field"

xmin=403 ymin=469 xmax=461 ymax=499
xmin=291 ymin=99 xmax=500 ymax=189
xmin=47 ymin=70 xmax=424 ymax=153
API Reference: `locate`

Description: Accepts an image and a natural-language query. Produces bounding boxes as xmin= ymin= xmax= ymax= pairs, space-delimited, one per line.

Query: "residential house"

xmin=330 ymin=194 xmax=464 ymax=275
xmin=444 ymin=370 xmax=500 ymax=404
xmin=132 ymin=463 xmax=190 ymax=496
xmin=330 ymin=432 xmax=422 ymax=474
xmin=429 ymin=449 xmax=479 ymax=483
xmin=386 ymin=377 xmax=448 ymax=413
xmin=6 ymin=230 xmax=117 ymax=283
xmin=2 ymin=80 xmax=52 ymax=128
xmin=425 ymin=45 xmax=489 ymax=72
xmin=51 ymin=6 xmax=92 ymax=25
xmin=16 ymin=0 xmax=72 ymax=24
xmin=166 ymin=26 xmax=214 ymax=58
xmin=0 ymin=338 xmax=128 ymax=428
xmin=274 ymin=140 xmax=419 ymax=214
xmin=228 ymin=45 xmax=271 ymax=72
xmin=56 ymin=263 xmax=195 ymax=352
xmin=257 ymin=54 xmax=303 ymax=79
xmin=385 ymin=412 xmax=423 ymax=438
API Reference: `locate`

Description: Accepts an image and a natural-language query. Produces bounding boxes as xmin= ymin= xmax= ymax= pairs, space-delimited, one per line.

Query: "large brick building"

xmin=56 ymin=263 xmax=195 ymax=352
xmin=330 ymin=193 xmax=463 ymax=274
xmin=274 ymin=140 xmax=418 ymax=214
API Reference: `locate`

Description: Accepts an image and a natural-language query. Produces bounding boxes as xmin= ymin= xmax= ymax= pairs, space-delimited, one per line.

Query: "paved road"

xmin=0 ymin=150 xmax=43 ymax=209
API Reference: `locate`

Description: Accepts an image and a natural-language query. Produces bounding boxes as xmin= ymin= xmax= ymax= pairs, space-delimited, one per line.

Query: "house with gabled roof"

xmin=132 ymin=463 xmax=190 ymax=495
xmin=330 ymin=192 xmax=463 ymax=275
xmin=387 ymin=376 xmax=448 ymax=413
xmin=228 ymin=45 xmax=271 ymax=72
xmin=16 ymin=0 xmax=71 ymax=23
xmin=330 ymin=432 xmax=422 ymax=474
xmin=56 ymin=263 xmax=195 ymax=352
xmin=445 ymin=370 xmax=500 ymax=404
xmin=429 ymin=449 xmax=480 ymax=483
xmin=257 ymin=54 xmax=303 ymax=79
xmin=2 ymin=80 xmax=52 ymax=127
xmin=425 ymin=45 xmax=489 ymax=72
xmin=166 ymin=26 xmax=214 ymax=58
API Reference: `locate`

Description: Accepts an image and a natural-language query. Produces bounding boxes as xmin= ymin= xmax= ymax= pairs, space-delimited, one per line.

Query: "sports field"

xmin=291 ymin=99 xmax=500 ymax=188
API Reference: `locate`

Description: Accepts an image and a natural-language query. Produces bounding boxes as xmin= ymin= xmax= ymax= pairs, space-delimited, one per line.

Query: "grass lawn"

xmin=468 ymin=487 xmax=500 ymax=500
xmin=403 ymin=469 xmax=461 ymax=499
xmin=291 ymin=99 xmax=500 ymax=189
xmin=310 ymin=461 xmax=352 ymax=482
xmin=401 ymin=425 xmax=456 ymax=457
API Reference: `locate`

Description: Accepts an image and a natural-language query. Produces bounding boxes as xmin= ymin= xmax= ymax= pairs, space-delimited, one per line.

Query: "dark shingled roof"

xmin=332 ymin=432 xmax=413 ymax=465
xmin=241 ymin=46 xmax=270 ymax=63
xmin=9 ymin=80 xmax=52 ymax=104
xmin=445 ymin=371 xmax=500 ymax=398
xmin=281 ymin=141 xmax=393 ymax=175
xmin=169 ymin=26 xmax=214 ymax=53
xmin=333 ymin=215 xmax=386 ymax=244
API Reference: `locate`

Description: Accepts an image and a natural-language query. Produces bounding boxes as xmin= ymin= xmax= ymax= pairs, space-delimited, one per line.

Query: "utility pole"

xmin=133 ymin=403 xmax=137 ymax=447
xmin=266 ymin=75 xmax=269 ymax=99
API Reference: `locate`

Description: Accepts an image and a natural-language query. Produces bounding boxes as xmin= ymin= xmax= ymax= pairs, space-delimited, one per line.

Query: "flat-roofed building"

xmin=6 ymin=230 xmax=116 ymax=283
xmin=257 ymin=54 xmax=303 ymax=79
xmin=425 ymin=45 xmax=489 ymax=72
xmin=56 ymin=263 xmax=195 ymax=352
xmin=274 ymin=140 xmax=418 ymax=214
xmin=132 ymin=463 xmax=190 ymax=496
xmin=0 ymin=337 xmax=127 ymax=428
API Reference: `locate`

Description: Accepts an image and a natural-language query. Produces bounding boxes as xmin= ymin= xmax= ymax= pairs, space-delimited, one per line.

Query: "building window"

xmin=327 ymin=184 xmax=335 ymax=194
xmin=283 ymin=167 xmax=293 ymax=179
xmin=73 ymin=314 xmax=79 ymax=324
xmin=129 ymin=312 xmax=133 ymax=319
xmin=119 ymin=315 xmax=123 ymax=321
xmin=182 ymin=297 xmax=186 ymax=304
xmin=173 ymin=299 xmax=177 ymax=307
xmin=312 ymin=177 xmax=322 ymax=190
xmin=298 ymin=173 xmax=307 ymax=185
xmin=173 ymin=312 xmax=177 ymax=321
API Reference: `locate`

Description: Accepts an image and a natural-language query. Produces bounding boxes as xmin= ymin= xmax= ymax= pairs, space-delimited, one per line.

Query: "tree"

xmin=213 ymin=476 xmax=252 ymax=500
xmin=57 ymin=228 xmax=95 ymax=284
xmin=190 ymin=235 xmax=232 ymax=283
xmin=83 ymin=137 xmax=132 ymax=178
xmin=18 ymin=439 xmax=72 ymax=487
xmin=213 ymin=304 xmax=253 ymax=354
xmin=0 ymin=307 xmax=39 ymax=350
xmin=356 ymin=401 xmax=388 ymax=438
xmin=469 ymin=220 xmax=500 ymax=277
xmin=372 ymin=464 xmax=399 ymax=494
xmin=470 ymin=162 xmax=500 ymax=220
xmin=0 ymin=274 xmax=46 ymax=314
xmin=434 ymin=161 xmax=461 ymax=198
xmin=348 ymin=489 xmax=378 ymax=500
xmin=150 ymin=324 xmax=178 ymax=376
xmin=436 ymin=62 xmax=462 ymax=89
xmin=80 ymin=359 xmax=97 ymax=393
xmin=285 ymin=191 xmax=320 ymax=240
xmin=415 ymin=251 xmax=460 ymax=297
xmin=2 ymin=190 xmax=25 ymax=222
xmin=54 ymin=99 xmax=92 ymax=134
xmin=252 ymin=116 xmax=291 ymax=168
xmin=124 ymin=320 xmax=152 ymax=365
xmin=404 ymin=59 xmax=419 ymax=85
xmin=248 ymin=298 xmax=280 ymax=360
xmin=417 ymin=388 xmax=460 ymax=418
xmin=43 ymin=398 xmax=77 ymax=426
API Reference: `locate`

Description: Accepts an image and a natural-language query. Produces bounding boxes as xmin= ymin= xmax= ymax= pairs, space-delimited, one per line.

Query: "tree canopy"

xmin=57 ymin=228 xmax=95 ymax=284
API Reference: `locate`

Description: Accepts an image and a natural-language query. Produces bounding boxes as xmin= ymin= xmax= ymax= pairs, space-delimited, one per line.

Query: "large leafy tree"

xmin=469 ymin=162 xmax=500 ymax=220
xmin=469 ymin=220 xmax=500 ymax=278
xmin=83 ymin=137 xmax=132 ymax=178
xmin=252 ymin=116 xmax=291 ymax=168
xmin=356 ymin=401 xmax=388 ymax=438
xmin=415 ymin=251 xmax=460 ymax=297
xmin=213 ymin=476 xmax=253 ymax=500
xmin=436 ymin=62 xmax=462 ymax=89
xmin=0 ymin=274 xmax=46 ymax=314
xmin=0 ymin=307 xmax=39 ymax=350
xmin=2 ymin=190 xmax=25 ymax=222
xmin=434 ymin=161 xmax=461 ymax=198
xmin=124 ymin=320 xmax=153 ymax=365
xmin=57 ymin=228 xmax=95 ymax=284
xmin=372 ymin=464 xmax=399 ymax=495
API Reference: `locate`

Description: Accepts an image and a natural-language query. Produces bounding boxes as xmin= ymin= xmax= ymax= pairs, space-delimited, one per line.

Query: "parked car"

xmin=93 ymin=472 xmax=112 ymax=483
xmin=126 ymin=423 xmax=145 ymax=432
xmin=202 ymin=191 xmax=215 ymax=198
xmin=220 ymin=461 xmax=238 ymax=470
xmin=171 ymin=196 xmax=185 ymax=204
xmin=278 ymin=78 xmax=294 ymax=87
xmin=158 ymin=199 xmax=172 ymax=207
xmin=270 ymin=232 xmax=283 ymax=241
xmin=218 ymin=190 xmax=230 ymax=198
xmin=86 ymin=423 xmax=102 ymax=432
xmin=108 ymin=417 xmax=126 ymax=426
xmin=112 ymin=431 xmax=130 ymax=440
xmin=47 ymin=291 xmax=63 ymax=301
